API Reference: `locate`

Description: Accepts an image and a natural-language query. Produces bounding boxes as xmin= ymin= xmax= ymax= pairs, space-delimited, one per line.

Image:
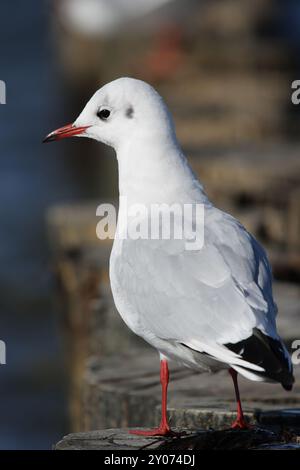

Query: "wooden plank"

xmin=55 ymin=427 xmax=300 ymax=450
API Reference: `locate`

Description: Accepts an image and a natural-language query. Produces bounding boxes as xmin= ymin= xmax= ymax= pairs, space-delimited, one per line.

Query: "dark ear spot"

xmin=125 ymin=106 xmax=134 ymax=119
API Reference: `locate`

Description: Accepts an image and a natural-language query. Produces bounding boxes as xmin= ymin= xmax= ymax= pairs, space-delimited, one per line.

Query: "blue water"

xmin=0 ymin=1 xmax=92 ymax=449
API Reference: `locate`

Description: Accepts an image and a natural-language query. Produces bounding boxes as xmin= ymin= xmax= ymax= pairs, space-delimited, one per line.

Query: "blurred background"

xmin=1 ymin=0 xmax=300 ymax=449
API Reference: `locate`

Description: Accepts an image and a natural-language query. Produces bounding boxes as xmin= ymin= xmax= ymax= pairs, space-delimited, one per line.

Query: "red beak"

xmin=43 ymin=123 xmax=90 ymax=143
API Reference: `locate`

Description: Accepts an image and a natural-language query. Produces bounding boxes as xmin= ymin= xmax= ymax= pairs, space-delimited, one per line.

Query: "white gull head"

xmin=44 ymin=77 xmax=202 ymax=203
xmin=67 ymin=77 xmax=203 ymax=204
xmin=74 ymin=77 xmax=177 ymax=151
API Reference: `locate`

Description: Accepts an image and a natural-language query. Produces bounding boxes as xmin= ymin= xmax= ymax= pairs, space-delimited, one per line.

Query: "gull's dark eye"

xmin=97 ymin=108 xmax=110 ymax=120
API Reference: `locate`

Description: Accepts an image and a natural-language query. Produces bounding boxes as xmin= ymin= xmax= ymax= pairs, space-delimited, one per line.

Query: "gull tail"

xmin=225 ymin=328 xmax=294 ymax=391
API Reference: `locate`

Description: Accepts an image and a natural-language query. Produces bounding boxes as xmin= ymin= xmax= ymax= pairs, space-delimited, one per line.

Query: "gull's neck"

xmin=116 ymin=133 xmax=208 ymax=207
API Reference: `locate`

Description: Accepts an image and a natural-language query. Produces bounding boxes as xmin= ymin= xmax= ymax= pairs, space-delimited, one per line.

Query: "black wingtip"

xmin=225 ymin=328 xmax=295 ymax=389
xmin=282 ymin=380 xmax=294 ymax=391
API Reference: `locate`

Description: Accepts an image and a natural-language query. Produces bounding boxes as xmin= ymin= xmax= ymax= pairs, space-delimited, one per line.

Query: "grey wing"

xmin=118 ymin=207 xmax=293 ymax=386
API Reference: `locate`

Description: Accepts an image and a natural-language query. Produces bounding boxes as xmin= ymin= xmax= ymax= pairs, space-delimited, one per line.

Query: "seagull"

xmin=44 ymin=77 xmax=294 ymax=436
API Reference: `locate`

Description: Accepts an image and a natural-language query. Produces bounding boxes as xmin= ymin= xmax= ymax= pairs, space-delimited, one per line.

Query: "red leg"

xmin=229 ymin=368 xmax=249 ymax=429
xmin=130 ymin=359 xmax=174 ymax=436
